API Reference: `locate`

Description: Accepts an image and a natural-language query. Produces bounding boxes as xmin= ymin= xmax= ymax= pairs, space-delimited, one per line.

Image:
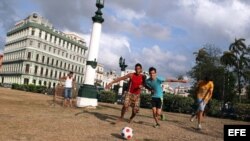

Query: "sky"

xmin=1 ymin=0 xmax=250 ymax=82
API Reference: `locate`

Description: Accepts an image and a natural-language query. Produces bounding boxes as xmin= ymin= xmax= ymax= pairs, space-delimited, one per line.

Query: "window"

xmin=34 ymin=65 xmax=38 ymax=74
xmin=47 ymin=57 xmax=50 ymax=64
xmin=24 ymin=78 xmax=29 ymax=84
xmin=60 ymin=61 xmax=62 ymax=68
xmin=58 ymin=50 xmax=60 ymax=55
xmin=64 ymin=63 xmax=66 ymax=68
xmin=54 ymin=49 xmax=56 ymax=53
xmin=71 ymin=65 xmax=74 ymax=70
xmin=59 ymin=72 xmax=62 ymax=78
xmin=73 ymin=56 xmax=75 ymax=60
xmin=40 ymin=67 xmax=44 ymax=75
xmin=45 ymin=69 xmax=48 ymax=76
xmin=49 ymin=46 xmax=51 ymax=51
xmin=42 ymin=56 xmax=45 ymax=63
xmin=56 ymin=60 xmax=58 ymax=66
xmin=51 ymin=59 xmax=54 ymax=65
xmin=50 ymin=70 xmax=53 ymax=77
xmin=45 ymin=33 xmax=47 ymax=40
xmin=31 ymin=29 xmax=35 ymax=36
xmin=27 ymin=52 xmax=31 ymax=60
xmin=25 ymin=64 xmax=30 ymax=73
xmin=54 ymin=71 xmax=57 ymax=78
xmin=66 ymin=53 xmax=68 ymax=58
xmin=36 ymin=54 xmax=39 ymax=61
xmin=39 ymin=30 xmax=42 ymax=38
xmin=39 ymin=80 xmax=42 ymax=85
xmin=44 ymin=45 xmax=46 ymax=50
xmin=32 ymin=79 xmax=36 ymax=84
xmin=68 ymin=64 xmax=70 ymax=70
xmin=43 ymin=81 xmax=47 ymax=86
xmin=38 ymin=43 xmax=40 ymax=48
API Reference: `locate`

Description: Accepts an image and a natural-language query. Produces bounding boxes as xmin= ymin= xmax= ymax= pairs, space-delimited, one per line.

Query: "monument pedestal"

xmin=76 ymin=84 xmax=98 ymax=107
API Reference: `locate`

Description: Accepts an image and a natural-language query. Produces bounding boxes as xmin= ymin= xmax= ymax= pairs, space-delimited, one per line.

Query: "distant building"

xmin=0 ymin=54 xmax=3 ymax=72
xmin=102 ymin=70 xmax=118 ymax=88
xmin=0 ymin=13 xmax=88 ymax=87
xmin=174 ymin=86 xmax=190 ymax=97
xmin=95 ymin=63 xmax=104 ymax=85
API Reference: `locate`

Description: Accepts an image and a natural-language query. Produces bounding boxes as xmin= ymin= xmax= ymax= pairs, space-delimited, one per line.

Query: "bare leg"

xmin=69 ymin=99 xmax=73 ymax=107
xmin=117 ymin=106 xmax=127 ymax=122
xmin=197 ymin=110 xmax=203 ymax=129
xmin=156 ymin=108 xmax=162 ymax=120
xmin=63 ymin=99 xmax=67 ymax=107
xmin=152 ymin=107 xmax=159 ymax=125
xmin=128 ymin=107 xmax=137 ymax=123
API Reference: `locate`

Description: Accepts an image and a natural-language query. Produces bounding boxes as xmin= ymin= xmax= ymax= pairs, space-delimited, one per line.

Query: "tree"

xmin=221 ymin=38 xmax=250 ymax=103
xmin=189 ymin=44 xmax=225 ymax=101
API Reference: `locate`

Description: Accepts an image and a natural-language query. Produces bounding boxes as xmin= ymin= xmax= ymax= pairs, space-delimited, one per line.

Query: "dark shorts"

xmin=151 ymin=97 xmax=163 ymax=109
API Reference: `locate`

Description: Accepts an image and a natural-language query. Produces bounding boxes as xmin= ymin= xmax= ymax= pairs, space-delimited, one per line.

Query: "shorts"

xmin=123 ymin=92 xmax=140 ymax=112
xmin=197 ymin=98 xmax=206 ymax=111
xmin=64 ymin=88 xmax=72 ymax=99
xmin=151 ymin=97 xmax=163 ymax=109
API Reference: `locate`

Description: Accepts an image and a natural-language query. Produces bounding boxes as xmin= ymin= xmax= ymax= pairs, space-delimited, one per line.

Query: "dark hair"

xmin=204 ymin=75 xmax=211 ymax=81
xmin=69 ymin=71 xmax=74 ymax=74
xmin=149 ymin=67 xmax=156 ymax=73
xmin=135 ymin=63 xmax=142 ymax=68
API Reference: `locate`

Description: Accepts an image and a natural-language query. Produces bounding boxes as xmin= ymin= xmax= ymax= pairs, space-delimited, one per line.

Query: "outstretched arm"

xmin=105 ymin=73 xmax=132 ymax=89
xmin=165 ymin=79 xmax=187 ymax=83
xmin=59 ymin=76 xmax=67 ymax=81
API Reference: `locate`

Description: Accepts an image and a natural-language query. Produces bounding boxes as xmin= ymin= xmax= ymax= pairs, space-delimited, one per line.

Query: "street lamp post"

xmin=76 ymin=0 xmax=104 ymax=107
xmin=117 ymin=56 xmax=127 ymax=102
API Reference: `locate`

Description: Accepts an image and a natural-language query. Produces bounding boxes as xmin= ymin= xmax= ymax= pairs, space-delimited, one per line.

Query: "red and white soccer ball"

xmin=121 ymin=126 xmax=133 ymax=140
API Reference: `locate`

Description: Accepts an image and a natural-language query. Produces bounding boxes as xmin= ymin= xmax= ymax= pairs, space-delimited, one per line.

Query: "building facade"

xmin=95 ymin=63 xmax=104 ymax=85
xmin=0 ymin=13 xmax=88 ymax=87
xmin=0 ymin=54 xmax=3 ymax=71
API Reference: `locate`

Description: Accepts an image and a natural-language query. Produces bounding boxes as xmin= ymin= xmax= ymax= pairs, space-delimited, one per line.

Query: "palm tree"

xmin=223 ymin=38 xmax=249 ymax=102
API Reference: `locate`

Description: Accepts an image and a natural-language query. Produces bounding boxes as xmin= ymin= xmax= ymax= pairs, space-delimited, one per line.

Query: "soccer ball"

xmin=121 ymin=126 xmax=133 ymax=140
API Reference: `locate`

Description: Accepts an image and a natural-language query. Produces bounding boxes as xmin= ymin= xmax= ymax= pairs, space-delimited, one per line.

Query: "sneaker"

xmin=160 ymin=114 xmax=166 ymax=121
xmin=197 ymin=124 xmax=202 ymax=130
xmin=153 ymin=123 xmax=160 ymax=128
xmin=190 ymin=115 xmax=195 ymax=122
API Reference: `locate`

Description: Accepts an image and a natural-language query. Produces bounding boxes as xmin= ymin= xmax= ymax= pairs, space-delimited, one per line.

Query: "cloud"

xmin=64 ymin=30 xmax=132 ymax=71
xmin=33 ymin=0 xmax=96 ymax=33
xmin=0 ymin=0 xmax=18 ymax=51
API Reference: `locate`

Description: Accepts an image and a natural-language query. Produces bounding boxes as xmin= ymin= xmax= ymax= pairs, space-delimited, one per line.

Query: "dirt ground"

xmin=0 ymin=87 xmax=249 ymax=141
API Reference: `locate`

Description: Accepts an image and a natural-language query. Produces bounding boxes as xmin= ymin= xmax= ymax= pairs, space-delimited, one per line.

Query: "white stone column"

xmin=84 ymin=22 xmax=102 ymax=85
xmin=118 ymin=71 xmax=125 ymax=95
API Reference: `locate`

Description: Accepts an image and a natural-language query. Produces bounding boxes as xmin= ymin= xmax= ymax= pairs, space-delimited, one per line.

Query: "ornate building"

xmin=0 ymin=13 xmax=88 ymax=87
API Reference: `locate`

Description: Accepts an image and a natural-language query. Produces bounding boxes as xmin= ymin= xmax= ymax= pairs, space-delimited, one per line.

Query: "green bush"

xmin=27 ymin=84 xmax=36 ymax=92
xmin=12 ymin=83 xmax=19 ymax=89
xmin=11 ymin=84 xmax=48 ymax=94
xmin=140 ymin=94 xmax=152 ymax=108
xmin=234 ymin=103 xmax=250 ymax=121
xmin=98 ymin=90 xmax=116 ymax=103
xmin=36 ymin=86 xmax=47 ymax=93
xmin=163 ymin=94 xmax=194 ymax=113
xmin=139 ymin=93 xmax=194 ymax=113
xmin=206 ymin=99 xmax=221 ymax=117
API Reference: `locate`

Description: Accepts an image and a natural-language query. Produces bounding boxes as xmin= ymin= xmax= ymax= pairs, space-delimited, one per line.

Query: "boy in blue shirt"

xmin=146 ymin=67 xmax=187 ymax=128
